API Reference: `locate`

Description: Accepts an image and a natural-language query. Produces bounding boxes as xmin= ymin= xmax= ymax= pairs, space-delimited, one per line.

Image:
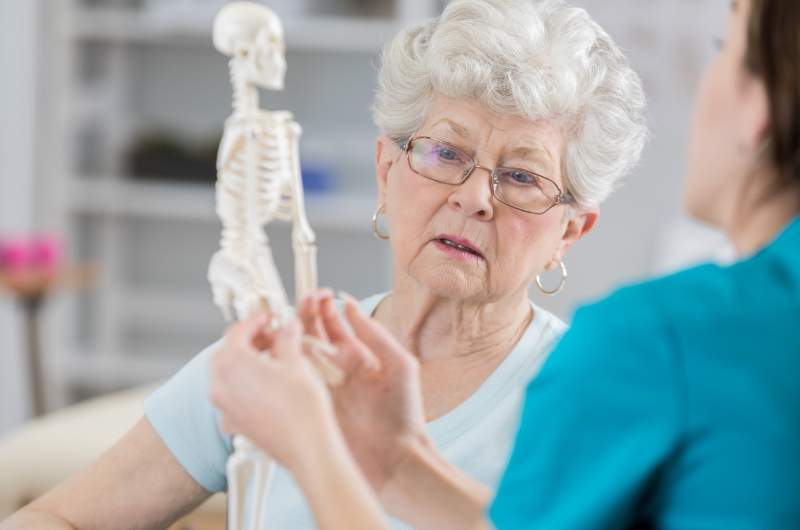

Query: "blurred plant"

xmin=347 ymin=0 xmax=393 ymax=17
xmin=126 ymin=130 xmax=220 ymax=184
xmin=0 ymin=234 xmax=94 ymax=417
xmin=126 ymin=129 xmax=338 ymax=191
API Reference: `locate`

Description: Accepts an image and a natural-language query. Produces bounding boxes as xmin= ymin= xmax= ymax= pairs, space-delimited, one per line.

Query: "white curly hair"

xmin=372 ymin=0 xmax=648 ymax=209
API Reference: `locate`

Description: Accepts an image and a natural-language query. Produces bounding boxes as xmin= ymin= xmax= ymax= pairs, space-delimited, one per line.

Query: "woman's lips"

xmin=432 ymin=235 xmax=485 ymax=260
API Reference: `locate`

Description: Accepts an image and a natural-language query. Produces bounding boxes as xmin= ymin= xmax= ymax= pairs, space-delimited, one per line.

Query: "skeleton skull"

xmin=213 ymin=2 xmax=287 ymax=90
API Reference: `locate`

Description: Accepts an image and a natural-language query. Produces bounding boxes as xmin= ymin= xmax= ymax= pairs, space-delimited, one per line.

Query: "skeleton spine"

xmin=230 ymin=58 xmax=258 ymax=116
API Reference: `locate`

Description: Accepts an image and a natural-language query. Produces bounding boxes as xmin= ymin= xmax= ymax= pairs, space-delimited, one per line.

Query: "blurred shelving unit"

xmin=40 ymin=0 xmax=442 ymax=403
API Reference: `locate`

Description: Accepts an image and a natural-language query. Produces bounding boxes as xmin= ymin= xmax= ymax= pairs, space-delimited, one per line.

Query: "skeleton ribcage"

xmin=216 ymin=115 xmax=296 ymax=257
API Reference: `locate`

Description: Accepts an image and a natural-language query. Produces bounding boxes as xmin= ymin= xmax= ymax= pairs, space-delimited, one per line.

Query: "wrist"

xmin=378 ymin=433 xmax=438 ymax=517
xmin=288 ymin=421 xmax=392 ymax=530
xmin=379 ymin=433 xmax=492 ymax=530
xmin=249 ymin=387 xmax=340 ymax=476
xmin=290 ymin=408 xmax=350 ymax=485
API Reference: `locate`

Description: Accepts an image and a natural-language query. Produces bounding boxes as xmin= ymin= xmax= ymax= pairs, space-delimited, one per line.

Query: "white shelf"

xmin=120 ymin=287 xmax=223 ymax=330
xmin=60 ymin=349 xmax=192 ymax=389
xmin=69 ymin=178 xmax=217 ymax=221
xmin=72 ymin=8 xmax=398 ymax=53
xmin=306 ymin=191 xmax=378 ymax=231
xmin=68 ymin=177 xmax=376 ymax=231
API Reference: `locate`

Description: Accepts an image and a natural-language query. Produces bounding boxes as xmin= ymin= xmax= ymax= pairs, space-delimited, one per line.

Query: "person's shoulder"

xmin=535 ymin=279 xmax=685 ymax=412
xmin=602 ymin=223 xmax=800 ymax=331
xmin=583 ymin=261 xmax=733 ymax=332
xmin=631 ymin=261 xmax=726 ymax=300
xmin=553 ymin=262 xmax=727 ymax=373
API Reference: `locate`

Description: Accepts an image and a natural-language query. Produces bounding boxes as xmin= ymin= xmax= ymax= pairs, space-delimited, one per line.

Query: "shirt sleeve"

xmin=489 ymin=293 xmax=684 ymax=530
xmin=144 ymin=340 xmax=232 ymax=493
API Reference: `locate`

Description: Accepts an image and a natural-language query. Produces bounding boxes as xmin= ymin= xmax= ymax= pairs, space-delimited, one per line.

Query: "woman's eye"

xmin=437 ymin=148 xmax=460 ymax=162
xmin=509 ymin=170 xmax=536 ymax=184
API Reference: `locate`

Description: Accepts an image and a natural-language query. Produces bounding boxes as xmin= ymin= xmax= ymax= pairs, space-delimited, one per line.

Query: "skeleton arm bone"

xmin=285 ymin=120 xmax=318 ymax=301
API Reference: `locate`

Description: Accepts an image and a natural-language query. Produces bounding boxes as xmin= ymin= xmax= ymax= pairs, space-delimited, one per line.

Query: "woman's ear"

xmin=375 ymin=136 xmax=397 ymax=204
xmin=548 ymin=209 xmax=599 ymax=269
xmin=740 ymin=76 xmax=770 ymax=155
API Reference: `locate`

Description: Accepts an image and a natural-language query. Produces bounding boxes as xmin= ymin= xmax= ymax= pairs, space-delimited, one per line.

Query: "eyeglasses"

xmin=403 ymin=136 xmax=572 ymax=215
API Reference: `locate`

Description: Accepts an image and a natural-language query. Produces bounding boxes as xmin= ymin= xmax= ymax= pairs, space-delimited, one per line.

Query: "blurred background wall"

xmin=0 ymin=0 xmax=734 ymax=436
xmin=0 ymin=0 xmax=43 ymax=432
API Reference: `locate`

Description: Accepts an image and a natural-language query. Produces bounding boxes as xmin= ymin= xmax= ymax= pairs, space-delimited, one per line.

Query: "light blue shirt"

xmin=490 ymin=216 xmax=800 ymax=529
xmin=145 ymin=293 xmax=565 ymax=529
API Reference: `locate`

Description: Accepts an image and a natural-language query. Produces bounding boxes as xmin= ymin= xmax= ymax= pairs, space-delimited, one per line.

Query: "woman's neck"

xmin=374 ymin=280 xmax=533 ymax=364
xmin=727 ymin=181 xmax=800 ymax=256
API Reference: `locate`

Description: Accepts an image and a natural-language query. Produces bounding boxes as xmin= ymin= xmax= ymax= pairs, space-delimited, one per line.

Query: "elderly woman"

xmin=0 ymin=1 xmax=645 ymax=529
xmin=203 ymin=0 xmax=800 ymax=529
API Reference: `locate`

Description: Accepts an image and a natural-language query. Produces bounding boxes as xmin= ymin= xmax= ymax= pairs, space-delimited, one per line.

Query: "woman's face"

xmin=375 ymin=94 xmax=595 ymax=303
xmin=686 ymin=0 xmax=768 ymax=226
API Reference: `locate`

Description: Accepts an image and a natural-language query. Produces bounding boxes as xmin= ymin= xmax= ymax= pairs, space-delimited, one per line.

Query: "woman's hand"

xmin=209 ymin=313 xmax=339 ymax=474
xmin=207 ymin=297 xmax=488 ymax=530
xmin=297 ymin=291 xmax=430 ymax=492
xmin=210 ymin=311 xmax=397 ymax=530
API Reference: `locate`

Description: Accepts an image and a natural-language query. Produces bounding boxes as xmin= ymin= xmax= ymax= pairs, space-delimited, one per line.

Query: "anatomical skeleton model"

xmin=208 ymin=3 xmax=342 ymax=529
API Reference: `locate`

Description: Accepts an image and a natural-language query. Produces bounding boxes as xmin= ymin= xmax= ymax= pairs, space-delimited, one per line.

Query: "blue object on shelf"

xmin=301 ymin=163 xmax=335 ymax=193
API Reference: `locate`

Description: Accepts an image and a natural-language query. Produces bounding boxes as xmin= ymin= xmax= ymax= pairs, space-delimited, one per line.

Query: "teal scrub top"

xmin=490 ymin=216 xmax=800 ymax=530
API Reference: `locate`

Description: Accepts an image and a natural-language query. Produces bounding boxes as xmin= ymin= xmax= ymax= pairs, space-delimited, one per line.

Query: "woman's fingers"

xmin=318 ymin=293 xmax=353 ymax=343
xmin=340 ymin=294 xmax=417 ymax=372
xmin=271 ymin=318 xmax=303 ymax=361
xmin=297 ymin=293 xmax=319 ymax=337
xmin=298 ymin=289 xmax=332 ymax=342
xmin=222 ymin=290 xmax=386 ymax=382
xmin=319 ymin=294 xmax=380 ymax=372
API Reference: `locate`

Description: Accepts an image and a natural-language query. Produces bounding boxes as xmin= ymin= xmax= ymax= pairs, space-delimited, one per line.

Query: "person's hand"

xmin=209 ymin=313 xmax=339 ymax=473
xmin=297 ymin=290 xmax=430 ymax=492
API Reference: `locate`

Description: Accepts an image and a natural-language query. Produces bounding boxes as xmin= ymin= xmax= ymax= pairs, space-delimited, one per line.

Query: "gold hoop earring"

xmin=372 ymin=204 xmax=390 ymax=241
xmin=536 ymin=260 xmax=567 ymax=296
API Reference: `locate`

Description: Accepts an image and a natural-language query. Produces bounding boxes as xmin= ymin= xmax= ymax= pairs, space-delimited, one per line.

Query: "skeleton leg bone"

xmin=226 ymin=437 xmax=258 ymax=530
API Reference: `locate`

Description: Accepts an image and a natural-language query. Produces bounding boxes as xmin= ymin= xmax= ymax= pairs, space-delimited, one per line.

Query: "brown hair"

xmin=745 ymin=0 xmax=800 ymax=189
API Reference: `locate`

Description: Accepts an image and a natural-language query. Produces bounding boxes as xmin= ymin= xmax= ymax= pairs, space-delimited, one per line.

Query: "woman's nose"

xmin=447 ymin=166 xmax=495 ymax=220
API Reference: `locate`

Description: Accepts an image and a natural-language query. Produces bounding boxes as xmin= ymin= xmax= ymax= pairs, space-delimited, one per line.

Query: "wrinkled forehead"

xmin=421 ymin=102 xmax=565 ymax=162
xmin=414 ymin=96 xmax=571 ymax=188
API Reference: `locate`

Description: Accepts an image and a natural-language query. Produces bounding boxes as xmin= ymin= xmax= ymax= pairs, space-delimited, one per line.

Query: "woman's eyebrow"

xmin=431 ymin=118 xmax=471 ymax=139
xmin=505 ymin=145 xmax=553 ymax=163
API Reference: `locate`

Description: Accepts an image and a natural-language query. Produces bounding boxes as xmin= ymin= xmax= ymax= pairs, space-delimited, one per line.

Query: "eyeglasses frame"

xmin=403 ymin=135 xmax=573 ymax=215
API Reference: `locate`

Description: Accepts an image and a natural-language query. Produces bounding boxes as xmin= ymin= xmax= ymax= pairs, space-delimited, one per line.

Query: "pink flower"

xmin=30 ymin=235 xmax=62 ymax=272
xmin=0 ymin=238 xmax=31 ymax=273
xmin=0 ymin=235 xmax=63 ymax=274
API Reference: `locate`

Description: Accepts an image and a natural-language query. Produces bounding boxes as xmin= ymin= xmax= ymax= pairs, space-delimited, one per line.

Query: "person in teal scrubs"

xmin=491 ymin=3 xmax=800 ymax=527
xmin=170 ymin=0 xmax=800 ymax=529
